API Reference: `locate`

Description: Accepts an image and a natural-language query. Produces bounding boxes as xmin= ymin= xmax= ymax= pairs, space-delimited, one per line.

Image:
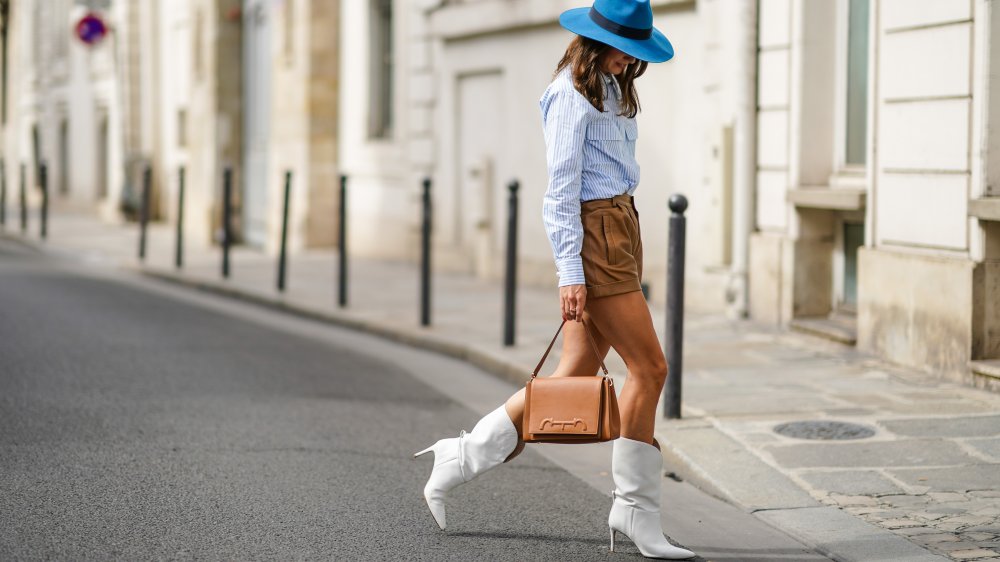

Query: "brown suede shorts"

xmin=580 ymin=194 xmax=643 ymax=298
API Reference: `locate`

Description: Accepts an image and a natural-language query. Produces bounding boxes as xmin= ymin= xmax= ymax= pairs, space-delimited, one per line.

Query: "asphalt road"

xmin=0 ymin=241 xmax=684 ymax=561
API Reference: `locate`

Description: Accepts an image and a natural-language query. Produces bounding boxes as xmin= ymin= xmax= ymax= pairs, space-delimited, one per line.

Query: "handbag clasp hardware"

xmin=539 ymin=417 xmax=587 ymax=432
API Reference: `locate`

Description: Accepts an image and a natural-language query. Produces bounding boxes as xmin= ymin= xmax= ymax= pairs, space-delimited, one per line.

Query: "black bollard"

xmin=0 ymin=159 xmax=6 ymax=228
xmin=420 ymin=177 xmax=432 ymax=327
xmin=664 ymin=194 xmax=688 ymax=419
xmin=338 ymin=174 xmax=347 ymax=307
xmin=222 ymin=167 xmax=232 ymax=279
xmin=19 ymin=163 xmax=26 ymax=233
xmin=175 ymin=166 xmax=185 ymax=269
xmin=138 ymin=165 xmax=151 ymax=260
xmin=503 ymin=179 xmax=519 ymax=347
xmin=39 ymin=162 xmax=48 ymax=240
xmin=277 ymin=171 xmax=292 ymax=292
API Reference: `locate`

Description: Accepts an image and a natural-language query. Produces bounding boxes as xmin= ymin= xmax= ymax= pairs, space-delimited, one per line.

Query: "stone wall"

xmin=857 ymin=248 xmax=976 ymax=382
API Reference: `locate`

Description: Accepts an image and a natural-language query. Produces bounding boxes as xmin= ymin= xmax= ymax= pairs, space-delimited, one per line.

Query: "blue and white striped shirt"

xmin=540 ymin=68 xmax=640 ymax=287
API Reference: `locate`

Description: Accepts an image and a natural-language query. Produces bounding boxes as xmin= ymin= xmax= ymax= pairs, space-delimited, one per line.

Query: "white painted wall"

xmin=873 ymin=0 xmax=974 ymax=254
xmin=756 ymin=0 xmax=791 ymax=233
xmin=338 ymin=0 xmax=412 ymax=261
xmin=155 ymin=0 xmax=193 ymax=226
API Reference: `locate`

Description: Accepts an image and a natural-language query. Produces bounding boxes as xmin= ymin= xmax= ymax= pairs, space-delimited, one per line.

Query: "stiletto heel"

xmin=608 ymin=438 xmax=695 ymax=559
xmin=610 ymin=527 xmax=617 ymax=552
xmin=414 ymin=444 xmax=434 ymax=458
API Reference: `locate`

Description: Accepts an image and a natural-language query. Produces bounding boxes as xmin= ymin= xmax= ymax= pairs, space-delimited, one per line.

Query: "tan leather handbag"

xmin=522 ymin=320 xmax=621 ymax=444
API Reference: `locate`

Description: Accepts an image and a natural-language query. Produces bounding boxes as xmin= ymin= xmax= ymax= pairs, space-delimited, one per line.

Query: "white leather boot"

xmin=608 ymin=437 xmax=695 ymax=559
xmin=413 ymin=405 xmax=518 ymax=530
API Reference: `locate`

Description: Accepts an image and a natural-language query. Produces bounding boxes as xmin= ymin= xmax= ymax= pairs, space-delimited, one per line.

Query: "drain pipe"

xmin=727 ymin=0 xmax=759 ymax=319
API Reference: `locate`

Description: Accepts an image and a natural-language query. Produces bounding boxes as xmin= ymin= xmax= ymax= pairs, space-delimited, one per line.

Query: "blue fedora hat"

xmin=559 ymin=0 xmax=673 ymax=63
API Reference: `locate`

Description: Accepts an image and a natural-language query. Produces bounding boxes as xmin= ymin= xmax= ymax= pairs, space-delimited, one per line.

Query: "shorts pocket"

xmin=602 ymin=215 xmax=620 ymax=265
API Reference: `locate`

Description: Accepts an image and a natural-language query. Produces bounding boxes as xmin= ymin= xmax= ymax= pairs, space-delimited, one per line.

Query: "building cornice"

xmin=429 ymin=0 xmax=693 ymax=42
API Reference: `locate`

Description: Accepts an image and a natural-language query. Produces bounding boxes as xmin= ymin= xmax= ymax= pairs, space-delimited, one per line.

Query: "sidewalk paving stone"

xmin=891 ymin=466 xmax=1000 ymax=492
xmin=882 ymin=417 xmax=1000 ymax=439
xmin=766 ymin=439 xmax=979 ymax=469
xmin=799 ymin=471 xmax=905 ymax=495
xmin=951 ymin=549 xmax=999 ymax=560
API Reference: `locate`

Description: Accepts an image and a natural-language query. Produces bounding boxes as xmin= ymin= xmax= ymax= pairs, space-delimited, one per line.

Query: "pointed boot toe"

xmin=423 ymin=490 xmax=447 ymax=530
xmin=414 ymin=406 xmax=518 ymax=530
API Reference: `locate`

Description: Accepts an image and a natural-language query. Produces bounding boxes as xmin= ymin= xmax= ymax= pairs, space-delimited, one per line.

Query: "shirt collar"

xmin=603 ymin=73 xmax=622 ymax=100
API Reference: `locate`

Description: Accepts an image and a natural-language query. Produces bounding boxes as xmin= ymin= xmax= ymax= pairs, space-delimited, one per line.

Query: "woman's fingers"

xmin=574 ymin=291 xmax=587 ymax=322
xmin=559 ymin=285 xmax=587 ymax=322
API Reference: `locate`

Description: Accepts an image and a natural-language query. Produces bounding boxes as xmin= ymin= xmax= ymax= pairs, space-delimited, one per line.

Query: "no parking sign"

xmin=75 ymin=12 xmax=108 ymax=46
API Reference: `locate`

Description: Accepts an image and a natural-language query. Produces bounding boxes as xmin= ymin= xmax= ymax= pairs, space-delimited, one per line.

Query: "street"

xmin=0 ymin=240 xmax=836 ymax=561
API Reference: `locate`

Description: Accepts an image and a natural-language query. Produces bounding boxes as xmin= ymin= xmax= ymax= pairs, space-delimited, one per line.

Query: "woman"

xmin=415 ymin=1 xmax=694 ymax=558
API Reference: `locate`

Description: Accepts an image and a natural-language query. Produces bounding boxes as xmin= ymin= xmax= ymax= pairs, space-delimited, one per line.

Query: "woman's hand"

xmin=560 ymin=284 xmax=587 ymax=322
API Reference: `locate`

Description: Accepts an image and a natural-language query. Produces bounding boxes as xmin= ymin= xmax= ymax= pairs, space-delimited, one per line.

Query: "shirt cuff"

xmin=555 ymin=257 xmax=586 ymax=287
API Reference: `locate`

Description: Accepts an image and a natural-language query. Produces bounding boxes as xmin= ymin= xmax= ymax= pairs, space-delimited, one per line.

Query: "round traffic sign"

xmin=75 ymin=13 xmax=108 ymax=46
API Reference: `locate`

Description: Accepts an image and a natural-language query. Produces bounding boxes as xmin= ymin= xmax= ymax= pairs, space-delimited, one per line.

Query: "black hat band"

xmin=588 ymin=8 xmax=652 ymax=40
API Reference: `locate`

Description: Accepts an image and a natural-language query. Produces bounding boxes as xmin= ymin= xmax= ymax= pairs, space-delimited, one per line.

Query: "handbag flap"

xmin=526 ymin=377 xmax=603 ymax=436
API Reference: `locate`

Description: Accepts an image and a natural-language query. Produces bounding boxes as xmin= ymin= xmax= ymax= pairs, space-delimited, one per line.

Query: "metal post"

xmin=503 ymin=179 xmax=519 ymax=347
xmin=138 ymin=165 xmax=150 ymax=260
xmin=664 ymin=194 xmax=688 ymax=419
xmin=222 ymin=167 xmax=232 ymax=279
xmin=39 ymin=161 xmax=48 ymax=240
xmin=420 ymin=177 xmax=432 ymax=327
xmin=277 ymin=170 xmax=292 ymax=292
xmin=175 ymin=166 xmax=185 ymax=269
xmin=338 ymin=174 xmax=347 ymax=307
xmin=0 ymin=159 xmax=6 ymax=228
xmin=19 ymin=162 xmax=25 ymax=233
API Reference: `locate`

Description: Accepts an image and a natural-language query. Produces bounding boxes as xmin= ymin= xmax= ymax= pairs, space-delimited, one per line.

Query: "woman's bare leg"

xmin=583 ymin=291 xmax=666 ymax=444
xmin=502 ymin=317 xmax=611 ymax=461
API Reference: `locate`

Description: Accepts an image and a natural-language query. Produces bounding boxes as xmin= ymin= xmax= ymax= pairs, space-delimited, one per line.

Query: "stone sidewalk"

xmin=5 ymin=205 xmax=1000 ymax=561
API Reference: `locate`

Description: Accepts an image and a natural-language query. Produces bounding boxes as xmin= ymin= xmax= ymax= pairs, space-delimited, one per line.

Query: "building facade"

xmin=5 ymin=0 xmax=997 ymax=390
xmin=750 ymin=0 xmax=1000 ymax=389
xmin=341 ymin=0 xmax=999 ymax=390
xmin=1 ymin=0 xmax=127 ymax=222
xmin=1 ymin=0 xmax=340 ymax=254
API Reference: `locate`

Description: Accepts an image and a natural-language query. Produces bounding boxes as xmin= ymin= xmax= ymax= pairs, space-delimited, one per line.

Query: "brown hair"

xmin=554 ymin=36 xmax=648 ymax=118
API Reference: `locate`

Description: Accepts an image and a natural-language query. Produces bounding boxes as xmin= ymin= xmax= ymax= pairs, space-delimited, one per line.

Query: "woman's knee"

xmin=631 ymin=356 xmax=668 ymax=388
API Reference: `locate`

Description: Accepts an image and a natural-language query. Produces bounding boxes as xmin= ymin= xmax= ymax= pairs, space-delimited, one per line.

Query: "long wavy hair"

xmin=554 ymin=36 xmax=648 ymax=118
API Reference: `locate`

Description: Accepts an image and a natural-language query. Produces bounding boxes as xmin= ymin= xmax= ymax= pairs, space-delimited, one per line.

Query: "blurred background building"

xmin=1 ymin=0 xmax=998 ymax=390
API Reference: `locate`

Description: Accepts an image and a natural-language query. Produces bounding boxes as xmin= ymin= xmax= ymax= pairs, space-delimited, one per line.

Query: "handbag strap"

xmin=531 ymin=320 xmax=609 ymax=378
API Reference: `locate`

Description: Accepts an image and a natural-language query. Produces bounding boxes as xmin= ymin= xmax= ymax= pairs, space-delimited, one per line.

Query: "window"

xmin=842 ymin=222 xmax=863 ymax=308
xmin=59 ymin=119 xmax=68 ymax=195
xmin=844 ymin=0 xmax=869 ymax=166
xmin=369 ymin=0 xmax=393 ymax=139
xmin=283 ymin=0 xmax=294 ymax=65
xmin=193 ymin=10 xmax=204 ymax=81
xmin=97 ymin=114 xmax=108 ymax=199
xmin=177 ymin=108 xmax=187 ymax=148
xmin=54 ymin=0 xmax=69 ymax=60
xmin=1 ymin=0 xmax=10 ymax=124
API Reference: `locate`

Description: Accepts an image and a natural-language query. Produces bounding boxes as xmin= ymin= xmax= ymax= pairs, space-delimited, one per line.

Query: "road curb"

xmin=135 ymin=267 xmax=536 ymax=390
xmin=0 ymin=232 xmax=44 ymax=253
